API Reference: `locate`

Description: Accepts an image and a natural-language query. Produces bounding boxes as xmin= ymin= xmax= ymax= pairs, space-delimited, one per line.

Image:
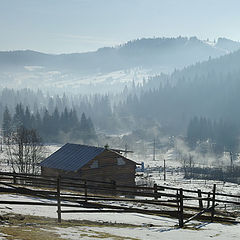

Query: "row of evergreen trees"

xmin=0 ymin=88 xmax=115 ymax=133
xmin=2 ymin=104 xmax=97 ymax=143
xmin=187 ymin=117 xmax=238 ymax=153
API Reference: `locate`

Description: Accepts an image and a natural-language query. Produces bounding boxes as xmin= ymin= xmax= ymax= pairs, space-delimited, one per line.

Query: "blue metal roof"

xmin=40 ymin=143 xmax=105 ymax=172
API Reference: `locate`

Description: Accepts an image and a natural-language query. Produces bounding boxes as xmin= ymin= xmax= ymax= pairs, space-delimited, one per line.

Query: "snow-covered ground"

xmin=1 ymin=145 xmax=240 ymax=239
xmin=0 ymin=67 xmax=159 ymax=94
xmin=0 ymin=192 xmax=239 ymax=240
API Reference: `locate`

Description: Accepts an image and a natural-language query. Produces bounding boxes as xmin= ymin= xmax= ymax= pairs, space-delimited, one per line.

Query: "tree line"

xmin=2 ymin=104 xmax=97 ymax=144
xmin=186 ymin=117 xmax=238 ymax=154
xmin=0 ymin=88 xmax=115 ymax=133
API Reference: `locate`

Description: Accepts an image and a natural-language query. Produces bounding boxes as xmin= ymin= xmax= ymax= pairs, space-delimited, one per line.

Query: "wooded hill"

xmin=116 ymin=48 xmax=240 ymax=141
xmin=1 ymin=37 xmax=239 ymax=74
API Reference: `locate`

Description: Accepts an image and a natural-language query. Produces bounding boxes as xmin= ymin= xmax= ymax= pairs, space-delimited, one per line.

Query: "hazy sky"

xmin=1 ymin=0 xmax=240 ymax=53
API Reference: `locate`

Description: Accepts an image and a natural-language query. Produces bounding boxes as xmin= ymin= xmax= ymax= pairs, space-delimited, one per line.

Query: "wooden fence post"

xmin=13 ymin=173 xmax=17 ymax=185
xmin=178 ymin=188 xmax=184 ymax=228
xmin=198 ymin=189 xmax=203 ymax=210
xmin=207 ymin=192 xmax=211 ymax=208
xmin=154 ymin=184 xmax=158 ymax=200
xmin=211 ymin=184 xmax=216 ymax=222
xmin=57 ymin=175 xmax=61 ymax=223
xmin=84 ymin=180 xmax=87 ymax=202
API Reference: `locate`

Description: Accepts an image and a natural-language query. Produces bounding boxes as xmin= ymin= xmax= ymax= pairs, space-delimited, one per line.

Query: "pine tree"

xmin=52 ymin=107 xmax=60 ymax=135
xmin=42 ymin=109 xmax=51 ymax=139
xmin=2 ymin=106 xmax=12 ymax=138
xmin=33 ymin=111 xmax=42 ymax=133
xmin=79 ymin=113 xmax=97 ymax=143
xmin=24 ymin=106 xmax=31 ymax=129
xmin=187 ymin=116 xmax=199 ymax=148
xmin=13 ymin=103 xmax=24 ymax=129
xmin=80 ymin=112 xmax=88 ymax=131
xmin=60 ymin=107 xmax=69 ymax=133
xmin=87 ymin=117 xmax=97 ymax=140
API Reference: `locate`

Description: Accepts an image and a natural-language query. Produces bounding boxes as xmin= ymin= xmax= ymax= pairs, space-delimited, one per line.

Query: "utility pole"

xmin=189 ymin=154 xmax=193 ymax=178
xmin=230 ymin=152 xmax=233 ymax=172
xmin=124 ymin=143 xmax=128 ymax=157
xmin=164 ymin=159 xmax=166 ymax=181
xmin=0 ymin=137 xmax=2 ymax=152
xmin=0 ymin=129 xmax=3 ymax=152
xmin=153 ymin=138 xmax=156 ymax=161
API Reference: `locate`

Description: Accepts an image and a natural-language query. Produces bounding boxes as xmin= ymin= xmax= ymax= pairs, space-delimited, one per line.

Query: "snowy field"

xmin=0 ymin=67 xmax=159 ymax=94
xmin=0 ymin=192 xmax=240 ymax=239
xmin=0 ymin=145 xmax=240 ymax=239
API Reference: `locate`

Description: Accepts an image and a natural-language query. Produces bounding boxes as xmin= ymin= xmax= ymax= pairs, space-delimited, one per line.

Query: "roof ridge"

xmin=66 ymin=142 xmax=104 ymax=149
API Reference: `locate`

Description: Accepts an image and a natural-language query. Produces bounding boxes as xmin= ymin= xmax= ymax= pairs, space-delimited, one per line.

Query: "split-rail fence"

xmin=0 ymin=171 xmax=239 ymax=227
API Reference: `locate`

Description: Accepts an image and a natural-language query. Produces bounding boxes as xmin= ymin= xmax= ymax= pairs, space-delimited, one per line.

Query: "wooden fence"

xmin=0 ymin=171 xmax=239 ymax=227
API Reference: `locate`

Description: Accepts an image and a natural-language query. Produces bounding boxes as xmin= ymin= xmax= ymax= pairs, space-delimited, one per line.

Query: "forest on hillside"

xmin=1 ymin=47 xmax=240 ymax=155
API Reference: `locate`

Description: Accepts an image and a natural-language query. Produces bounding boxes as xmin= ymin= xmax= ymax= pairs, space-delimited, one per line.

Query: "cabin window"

xmin=90 ymin=160 xmax=98 ymax=168
xmin=117 ymin=157 xmax=125 ymax=165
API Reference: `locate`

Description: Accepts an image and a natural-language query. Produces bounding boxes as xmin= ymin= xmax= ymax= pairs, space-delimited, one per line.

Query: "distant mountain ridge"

xmin=215 ymin=37 xmax=240 ymax=53
xmin=1 ymin=36 xmax=239 ymax=74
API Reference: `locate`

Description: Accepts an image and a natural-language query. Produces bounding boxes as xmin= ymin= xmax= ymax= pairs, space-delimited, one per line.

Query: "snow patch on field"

xmin=0 ymin=190 xmax=240 ymax=239
xmin=52 ymin=223 xmax=240 ymax=240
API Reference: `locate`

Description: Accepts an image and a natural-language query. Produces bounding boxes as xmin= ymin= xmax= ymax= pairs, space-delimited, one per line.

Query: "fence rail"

xmin=0 ymin=171 xmax=239 ymax=227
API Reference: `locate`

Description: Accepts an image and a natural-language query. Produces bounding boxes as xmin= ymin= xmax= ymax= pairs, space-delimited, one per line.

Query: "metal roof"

xmin=40 ymin=143 xmax=105 ymax=172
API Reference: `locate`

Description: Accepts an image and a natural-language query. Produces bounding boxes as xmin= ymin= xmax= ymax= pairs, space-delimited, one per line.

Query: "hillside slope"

xmin=1 ymin=37 xmax=239 ymax=74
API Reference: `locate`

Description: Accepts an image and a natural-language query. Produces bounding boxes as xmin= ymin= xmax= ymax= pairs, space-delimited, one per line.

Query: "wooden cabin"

xmin=40 ymin=143 xmax=136 ymax=186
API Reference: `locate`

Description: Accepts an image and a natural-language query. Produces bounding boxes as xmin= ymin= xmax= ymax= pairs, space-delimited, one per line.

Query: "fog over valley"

xmin=1 ymin=1 xmax=240 ymax=238
xmin=1 ymin=36 xmax=240 ymax=93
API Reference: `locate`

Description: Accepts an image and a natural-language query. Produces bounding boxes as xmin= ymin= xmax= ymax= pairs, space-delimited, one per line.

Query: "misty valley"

xmin=1 ymin=36 xmax=240 ymax=183
xmin=1 ymin=34 xmax=240 ymax=240
xmin=2 ymin=1 xmax=240 ymax=239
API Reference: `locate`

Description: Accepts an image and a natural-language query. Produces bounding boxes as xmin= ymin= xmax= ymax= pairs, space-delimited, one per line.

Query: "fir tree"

xmin=2 ymin=106 xmax=12 ymax=138
xmin=13 ymin=103 xmax=24 ymax=129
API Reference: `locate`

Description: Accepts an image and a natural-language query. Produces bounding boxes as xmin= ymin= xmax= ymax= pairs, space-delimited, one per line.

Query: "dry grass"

xmin=0 ymin=213 xmax=139 ymax=240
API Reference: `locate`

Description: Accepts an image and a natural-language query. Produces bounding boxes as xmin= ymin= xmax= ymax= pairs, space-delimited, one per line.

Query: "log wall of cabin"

xmin=41 ymin=166 xmax=79 ymax=178
xmin=78 ymin=150 xmax=136 ymax=186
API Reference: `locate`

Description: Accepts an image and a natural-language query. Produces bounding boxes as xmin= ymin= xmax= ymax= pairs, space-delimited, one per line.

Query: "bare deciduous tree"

xmin=6 ymin=126 xmax=45 ymax=174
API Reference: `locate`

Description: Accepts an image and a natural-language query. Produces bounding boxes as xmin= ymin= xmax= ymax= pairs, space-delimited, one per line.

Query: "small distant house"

xmin=40 ymin=143 xmax=136 ymax=186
